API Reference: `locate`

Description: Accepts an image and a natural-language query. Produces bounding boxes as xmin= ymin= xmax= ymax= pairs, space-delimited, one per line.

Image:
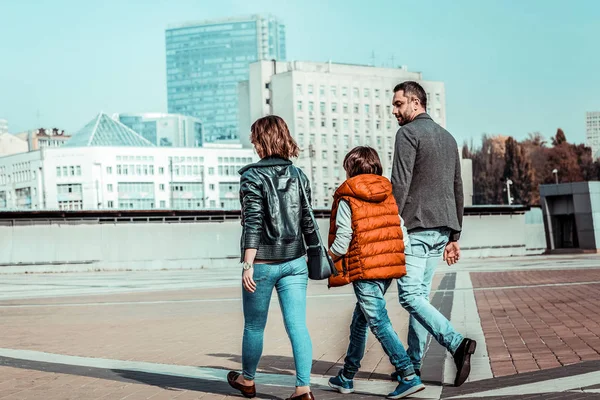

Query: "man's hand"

xmin=443 ymin=242 xmax=461 ymax=266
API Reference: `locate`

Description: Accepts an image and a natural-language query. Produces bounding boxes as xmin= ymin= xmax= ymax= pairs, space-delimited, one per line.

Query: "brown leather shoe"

xmin=285 ymin=391 xmax=315 ymax=400
xmin=227 ymin=371 xmax=256 ymax=398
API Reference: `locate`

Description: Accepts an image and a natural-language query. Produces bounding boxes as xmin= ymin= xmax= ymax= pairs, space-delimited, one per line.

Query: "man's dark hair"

xmin=393 ymin=81 xmax=427 ymax=110
xmin=343 ymin=146 xmax=383 ymax=178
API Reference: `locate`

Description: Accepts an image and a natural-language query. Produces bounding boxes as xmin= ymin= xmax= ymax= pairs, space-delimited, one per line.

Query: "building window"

xmin=321 ymin=135 xmax=327 ymax=145
xmin=308 ymin=84 xmax=313 ymax=95
xmin=158 ymin=167 xmax=164 ymax=174
xmin=386 ymin=121 xmax=392 ymax=130
xmin=323 ymin=166 xmax=329 ymax=177
xmin=343 ymin=119 xmax=349 ymax=131
xmin=209 ymin=184 xmax=215 ymax=190
xmin=376 ymin=105 xmax=381 ymax=114
xmin=310 ymin=118 xmax=315 ymax=128
xmin=331 ymin=86 xmax=337 ymax=96
xmin=364 ymin=88 xmax=370 ymax=98
xmin=332 ymin=119 xmax=338 ymax=129
xmin=298 ymin=133 xmax=304 ymax=144
xmin=160 ymin=200 xmax=166 ymax=208
xmin=296 ymin=84 xmax=303 ymax=95
xmin=386 ymin=105 xmax=391 ymax=115
xmin=319 ymin=85 xmax=325 ymax=96
xmin=376 ymin=120 xmax=381 ymax=130
xmin=309 ymin=134 xmax=315 ymax=144
xmin=364 ymin=104 xmax=370 ymax=113
xmin=117 ymin=165 xmax=122 ymax=175
xmin=76 ymin=166 xmax=81 ymax=176
xmin=322 ymin=150 xmax=328 ymax=159
xmin=150 ymin=165 xmax=154 ymax=175
xmin=210 ymin=200 xmax=216 ymax=208
xmin=342 ymin=87 xmax=348 ymax=97
xmin=353 ymin=103 xmax=359 ymax=113
xmin=436 ymin=93 xmax=441 ymax=103
xmin=331 ymin=103 xmax=338 ymax=113
xmin=106 ymin=166 xmax=112 ymax=174
xmin=353 ymin=87 xmax=359 ymax=97
xmin=375 ymin=89 xmax=380 ymax=98
xmin=159 ymin=184 xmax=165 ymax=191
xmin=354 ymin=135 xmax=360 ymax=144
xmin=320 ymin=102 xmax=326 ymax=113
xmin=56 ymin=166 xmax=61 ymax=177
xmin=321 ymin=119 xmax=326 ymax=128
xmin=108 ymin=200 xmax=114 ymax=208
xmin=308 ymin=101 xmax=314 ymax=112
xmin=70 ymin=166 xmax=75 ymax=176
xmin=343 ymin=103 xmax=348 ymax=114
xmin=297 ymin=101 xmax=303 ymax=111
xmin=107 ymin=184 xmax=113 ymax=192
xmin=436 ymin=108 xmax=441 ymax=118
xmin=63 ymin=166 xmax=67 ymax=176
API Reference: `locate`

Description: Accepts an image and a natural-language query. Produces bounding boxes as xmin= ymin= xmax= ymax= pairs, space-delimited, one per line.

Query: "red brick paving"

xmin=473 ymin=269 xmax=600 ymax=378
xmin=471 ymin=268 xmax=600 ymax=288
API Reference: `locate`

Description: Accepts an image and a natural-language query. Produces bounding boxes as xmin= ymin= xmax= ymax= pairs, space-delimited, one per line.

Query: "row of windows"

xmin=58 ymin=200 xmax=83 ymax=210
xmin=295 ymin=84 xmax=442 ymax=104
xmin=114 ymin=164 xmax=157 ymax=176
xmin=298 ymin=101 xmax=393 ymax=116
xmin=297 ymin=133 xmax=394 ymax=147
xmin=117 ymin=155 xmax=155 ymax=162
xmin=1 ymin=170 xmax=35 ymax=185
xmin=297 ymin=117 xmax=395 ymax=132
xmin=57 ymin=184 xmax=82 ymax=195
xmin=56 ymin=165 xmax=82 ymax=177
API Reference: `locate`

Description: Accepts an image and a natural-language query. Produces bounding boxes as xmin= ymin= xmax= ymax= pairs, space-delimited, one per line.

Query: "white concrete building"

xmin=239 ymin=60 xmax=449 ymax=207
xmin=0 ymin=113 xmax=256 ymax=210
xmin=586 ymin=111 xmax=600 ymax=159
xmin=0 ymin=119 xmax=8 ymax=135
xmin=115 ymin=113 xmax=204 ymax=147
xmin=0 ymin=133 xmax=28 ymax=157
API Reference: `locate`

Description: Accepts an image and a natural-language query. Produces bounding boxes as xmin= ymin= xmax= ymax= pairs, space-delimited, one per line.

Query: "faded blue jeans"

xmin=397 ymin=227 xmax=464 ymax=370
xmin=242 ymin=257 xmax=312 ymax=387
xmin=343 ymin=279 xmax=415 ymax=380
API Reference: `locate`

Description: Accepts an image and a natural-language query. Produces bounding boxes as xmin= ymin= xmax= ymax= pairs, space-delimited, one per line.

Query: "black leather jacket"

xmin=238 ymin=156 xmax=320 ymax=261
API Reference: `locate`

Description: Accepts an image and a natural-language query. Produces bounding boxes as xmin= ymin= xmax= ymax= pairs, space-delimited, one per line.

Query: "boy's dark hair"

xmin=343 ymin=146 xmax=383 ymax=178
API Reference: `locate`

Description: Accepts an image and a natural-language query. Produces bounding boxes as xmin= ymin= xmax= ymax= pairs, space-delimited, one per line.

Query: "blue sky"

xmin=1 ymin=0 xmax=598 ymax=146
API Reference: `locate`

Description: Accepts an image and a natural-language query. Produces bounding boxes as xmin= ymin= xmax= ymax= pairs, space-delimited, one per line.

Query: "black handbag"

xmin=293 ymin=167 xmax=337 ymax=280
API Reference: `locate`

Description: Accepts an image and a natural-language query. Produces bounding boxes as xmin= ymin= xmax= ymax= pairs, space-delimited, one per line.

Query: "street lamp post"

xmin=552 ymin=168 xmax=559 ymax=184
xmin=506 ymin=179 xmax=514 ymax=205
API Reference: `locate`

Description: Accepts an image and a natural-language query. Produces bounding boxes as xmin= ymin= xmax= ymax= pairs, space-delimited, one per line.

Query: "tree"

xmin=504 ymin=137 xmax=534 ymax=204
xmin=471 ymin=135 xmax=506 ymax=204
xmin=551 ymin=128 xmax=567 ymax=146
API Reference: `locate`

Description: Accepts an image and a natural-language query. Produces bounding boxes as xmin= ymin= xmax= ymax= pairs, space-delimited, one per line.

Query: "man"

xmin=390 ymin=81 xmax=476 ymax=387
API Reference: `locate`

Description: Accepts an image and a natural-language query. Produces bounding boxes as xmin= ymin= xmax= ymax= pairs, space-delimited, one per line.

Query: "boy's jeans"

xmin=342 ymin=279 xmax=415 ymax=379
xmin=397 ymin=227 xmax=464 ymax=370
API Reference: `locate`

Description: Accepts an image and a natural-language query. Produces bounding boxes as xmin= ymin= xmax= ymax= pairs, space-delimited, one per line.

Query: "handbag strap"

xmin=292 ymin=166 xmax=324 ymax=249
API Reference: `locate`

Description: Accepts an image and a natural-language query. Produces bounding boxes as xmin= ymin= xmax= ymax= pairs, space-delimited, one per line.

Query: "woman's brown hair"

xmin=250 ymin=115 xmax=299 ymax=159
xmin=343 ymin=146 xmax=383 ymax=178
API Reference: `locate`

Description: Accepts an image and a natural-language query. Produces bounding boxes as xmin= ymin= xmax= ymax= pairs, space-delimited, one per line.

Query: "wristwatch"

xmin=242 ymin=261 xmax=253 ymax=270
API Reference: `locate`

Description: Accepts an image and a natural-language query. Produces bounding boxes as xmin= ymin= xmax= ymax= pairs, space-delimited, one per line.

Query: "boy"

xmin=327 ymin=146 xmax=424 ymax=399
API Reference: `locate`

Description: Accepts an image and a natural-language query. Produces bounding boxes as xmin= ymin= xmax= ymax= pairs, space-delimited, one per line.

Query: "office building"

xmin=116 ymin=113 xmax=203 ymax=147
xmin=239 ymin=60 xmax=449 ymax=207
xmin=166 ymin=14 xmax=286 ymax=142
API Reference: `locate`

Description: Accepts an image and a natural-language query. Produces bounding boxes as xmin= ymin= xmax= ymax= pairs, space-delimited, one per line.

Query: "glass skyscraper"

xmin=165 ymin=15 xmax=286 ymax=142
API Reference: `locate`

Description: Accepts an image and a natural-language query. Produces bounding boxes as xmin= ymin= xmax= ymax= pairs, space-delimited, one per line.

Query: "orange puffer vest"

xmin=328 ymin=174 xmax=406 ymax=287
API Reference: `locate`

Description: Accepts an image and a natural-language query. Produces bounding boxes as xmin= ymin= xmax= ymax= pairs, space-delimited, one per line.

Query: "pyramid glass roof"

xmin=64 ymin=113 xmax=155 ymax=147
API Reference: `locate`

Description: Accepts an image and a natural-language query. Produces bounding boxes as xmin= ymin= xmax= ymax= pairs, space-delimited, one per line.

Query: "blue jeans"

xmin=343 ymin=279 xmax=415 ymax=380
xmin=397 ymin=227 xmax=464 ymax=370
xmin=242 ymin=257 xmax=312 ymax=387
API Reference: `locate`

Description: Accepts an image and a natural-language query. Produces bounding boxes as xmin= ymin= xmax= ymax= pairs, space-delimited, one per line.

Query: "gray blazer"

xmin=391 ymin=113 xmax=464 ymax=241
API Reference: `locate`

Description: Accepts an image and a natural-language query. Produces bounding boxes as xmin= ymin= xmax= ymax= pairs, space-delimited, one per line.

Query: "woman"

xmin=227 ymin=115 xmax=319 ymax=400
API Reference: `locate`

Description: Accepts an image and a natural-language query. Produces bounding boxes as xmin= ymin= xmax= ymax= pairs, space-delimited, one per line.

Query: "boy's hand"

xmin=443 ymin=242 xmax=460 ymax=266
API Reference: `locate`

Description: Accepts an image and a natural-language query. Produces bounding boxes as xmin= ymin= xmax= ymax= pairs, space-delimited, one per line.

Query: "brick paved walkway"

xmin=472 ymin=269 xmax=600 ymax=378
xmin=2 ymin=256 xmax=600 ymax=399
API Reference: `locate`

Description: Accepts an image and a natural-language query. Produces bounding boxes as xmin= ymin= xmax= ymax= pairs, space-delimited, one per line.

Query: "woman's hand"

xmin=242 ymin=268 xmax=257 ymax=293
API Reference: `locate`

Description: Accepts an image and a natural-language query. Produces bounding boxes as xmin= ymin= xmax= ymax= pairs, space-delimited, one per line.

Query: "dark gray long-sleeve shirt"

xmin=391 ymin=113 xmax=464 ymax=242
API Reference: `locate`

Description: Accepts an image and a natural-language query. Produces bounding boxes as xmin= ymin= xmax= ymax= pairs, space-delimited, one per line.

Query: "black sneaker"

xmin=453 ymin=338 xmax=477 ymax=387
xmin=390 ymin=369 xmax=420 ymax=381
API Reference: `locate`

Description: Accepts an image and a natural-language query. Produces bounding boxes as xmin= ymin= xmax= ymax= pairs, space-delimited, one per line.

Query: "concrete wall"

xmin=0 ymin=211 xmax=546 ymax=274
